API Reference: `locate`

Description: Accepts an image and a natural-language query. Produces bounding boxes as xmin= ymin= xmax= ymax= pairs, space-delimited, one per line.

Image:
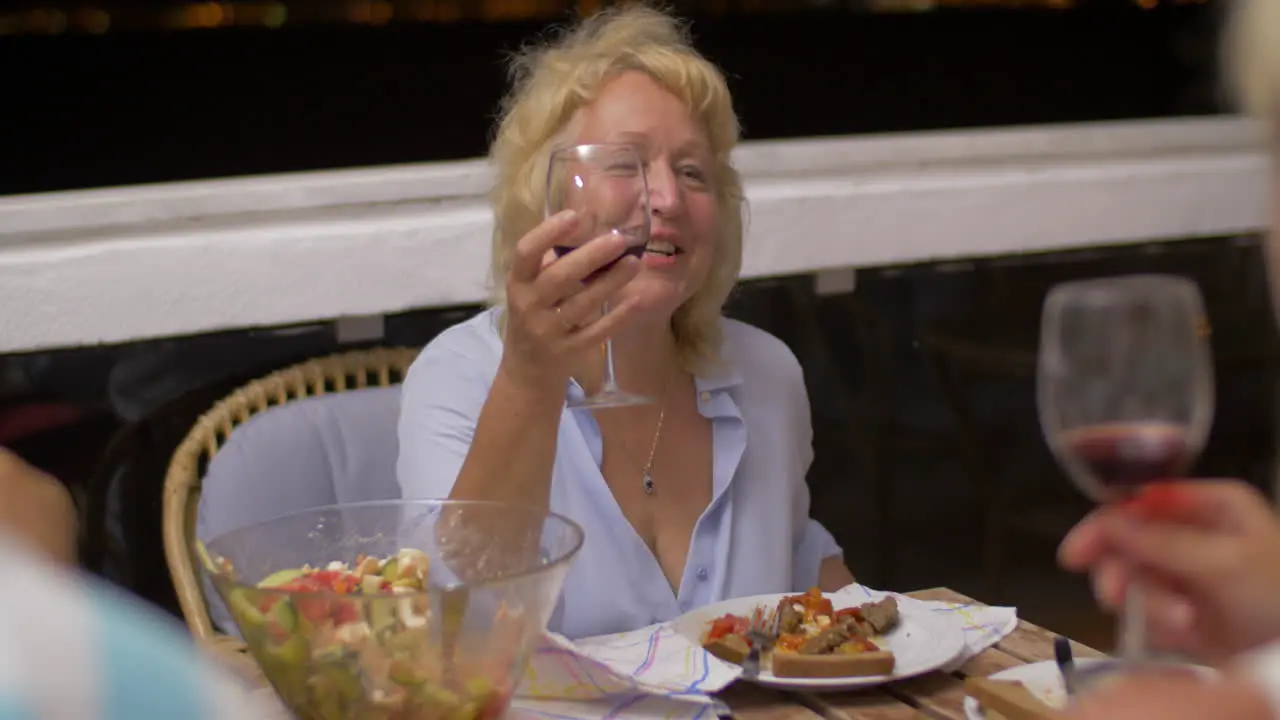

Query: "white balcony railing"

xmin=0 ymin=115 xmax=1267 ymax=353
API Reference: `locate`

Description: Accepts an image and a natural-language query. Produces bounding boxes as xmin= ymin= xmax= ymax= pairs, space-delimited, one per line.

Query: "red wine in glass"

xmin=553 ymin=227 xmax=647 ymax=281
xmin=1058 ymin=423 xmax=1191 ymax=500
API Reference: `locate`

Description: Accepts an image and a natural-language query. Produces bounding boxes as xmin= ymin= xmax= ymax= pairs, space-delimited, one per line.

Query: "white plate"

xmin=962 ymin=659 xmax=1218 ymax=720
xmin=670 ymin=588 xmax=967 ymax=690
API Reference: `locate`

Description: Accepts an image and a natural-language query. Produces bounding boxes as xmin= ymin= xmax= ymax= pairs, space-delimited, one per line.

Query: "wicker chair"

xmin=162 ymin=347 xmax=419 ymax=654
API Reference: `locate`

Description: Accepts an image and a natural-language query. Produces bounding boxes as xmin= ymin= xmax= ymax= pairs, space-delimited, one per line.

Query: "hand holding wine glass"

xmin=1038 ymin=274 xmax=1214 ymax=668
xmin=543 ymin=143 xmax=653 ymax=409
xmin=1060 ymin=478 xmax=1280 ymax=664
xmin=500 ymin=206 xmax=643 ymax=393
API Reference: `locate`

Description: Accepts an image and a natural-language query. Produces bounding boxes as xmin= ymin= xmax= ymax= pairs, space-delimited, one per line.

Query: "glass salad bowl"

xmin=200 ymin=499 xmax=584 ymax=720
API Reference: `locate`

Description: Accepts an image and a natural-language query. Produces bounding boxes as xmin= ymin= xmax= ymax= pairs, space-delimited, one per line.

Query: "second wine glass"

xmin=545 ymin=143 xmax=653 ymax=409
xmin=1037 ymin=274 xmax=1214 ymax=667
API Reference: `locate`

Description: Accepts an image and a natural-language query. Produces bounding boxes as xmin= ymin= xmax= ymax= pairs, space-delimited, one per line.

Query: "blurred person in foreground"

xmin=396 ymin=4 xmax=853 ymax=639
xmin=0 ymin=447 xmax=247 ymax=718
xmin=1058 ymin=1 xmax=1280 ymax=716
xmin=0 ymin=446 xmax=77 ymax=565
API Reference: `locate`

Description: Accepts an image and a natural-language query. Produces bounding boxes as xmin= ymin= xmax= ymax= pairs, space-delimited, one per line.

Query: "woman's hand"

xmin=1062 ymin=670 xmax=1271 ymax=720
xmin=0 ymin=447 xmax=77 ymax=565
xmin=500 ymin=210 xmax=643 ymax=388
xmin=1059 ymin=479 xmax=1280 ymax=663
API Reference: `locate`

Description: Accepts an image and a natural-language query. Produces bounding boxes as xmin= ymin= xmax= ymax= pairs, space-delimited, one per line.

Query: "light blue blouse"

xmin=396 ymin=308 xmax=844 ymax=639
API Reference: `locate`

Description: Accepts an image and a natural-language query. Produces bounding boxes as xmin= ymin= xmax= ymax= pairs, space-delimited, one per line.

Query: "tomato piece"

xmin=835 ymin=607 xmax=864 ymax=621
xmin=331 ymin=600 xmax=361 ymax=626
xmin=793 ymin=587 xmax=833 ymax=619
xmin=815 ymin=598 xmax=834 ymax=618
xmin=279 ymin=576 xmax=325 ymax=593
xmin=293 ymin=596 xmax=331 ymax=624
xmin=305 ymin=569 xmax=361 ymax=593
xmin=707 ymin=614 xmax=748 ymax=642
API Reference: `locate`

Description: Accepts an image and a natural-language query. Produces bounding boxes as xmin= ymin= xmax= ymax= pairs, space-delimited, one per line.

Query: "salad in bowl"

xmin=201 ymin=499 xmax=583 ymax=720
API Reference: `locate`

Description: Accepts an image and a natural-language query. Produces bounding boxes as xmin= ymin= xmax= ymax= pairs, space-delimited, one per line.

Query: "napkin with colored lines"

xmin=512 ymin=621 xmax=741 ymax=719
xmin=515 ymin=623 xmax=740 ymax=699
xmin=831 ymin=584 xmax=1019 ymax=671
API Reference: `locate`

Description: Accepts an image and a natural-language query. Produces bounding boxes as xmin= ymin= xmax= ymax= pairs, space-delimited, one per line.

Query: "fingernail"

xmin=558 ymin=209 xmax=578 ymax=224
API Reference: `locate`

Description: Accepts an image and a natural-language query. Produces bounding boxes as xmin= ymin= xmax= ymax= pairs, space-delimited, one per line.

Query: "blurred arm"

xmin=0 ymin=447 xmax=77 ymax=565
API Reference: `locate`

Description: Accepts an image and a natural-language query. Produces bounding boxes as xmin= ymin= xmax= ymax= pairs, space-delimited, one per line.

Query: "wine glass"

xmin=545 ymin=143 xmax=652 ymax=409
xmin=1037 ymin=274 xmax=1214 ymax=669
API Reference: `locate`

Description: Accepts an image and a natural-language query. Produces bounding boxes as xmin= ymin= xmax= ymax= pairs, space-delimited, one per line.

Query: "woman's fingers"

xmin=510 ymin=210 xmax=581 ymax=282
xmin=563 ymin=296 xmax=644 ymax=352
xmin=1085 ymin=557 xmax=1203 ymax=657
xmin=552 ymin=255 xmax=641 ymax=328
xmin=503 ymin=219 xmax=645 ymax=365
xmin=1141 ymin=580 xmax=1198 ymax=655
xmin=1105 ymin=514 xmax=1239 ymax=585
xmin=1091 ymin=556 xmax=1129 ymax=610
xmin=1060 ymin=507 xmax=1113 ymax=570
xmin=535 ymin=232 xmax=633 ymax=302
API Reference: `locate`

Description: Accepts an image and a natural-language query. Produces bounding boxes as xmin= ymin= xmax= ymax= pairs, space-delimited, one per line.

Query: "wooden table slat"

xmin=954 ymin=647 xmax=1030 ymax=679
xmin=804 ymin=691 xmax=932 ymax=720
xmin=717 ymin=684 xmax=825 ymax=720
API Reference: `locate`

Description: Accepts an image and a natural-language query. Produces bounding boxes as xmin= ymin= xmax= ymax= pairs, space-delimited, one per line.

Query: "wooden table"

xmin=717 ymin=588 xmax=1105 ymax=720
xmin=204 ymin=587 xmax=1103 ymax=719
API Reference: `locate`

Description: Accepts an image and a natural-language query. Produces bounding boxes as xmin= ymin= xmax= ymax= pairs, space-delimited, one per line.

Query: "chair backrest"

xmin=162 ymin=347 xmax=418 ymax=640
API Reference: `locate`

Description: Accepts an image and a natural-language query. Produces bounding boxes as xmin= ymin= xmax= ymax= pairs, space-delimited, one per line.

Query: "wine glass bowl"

xmin=545 ymin=143 xmax=653 ymax=409
xmin=1038 ymin=275 xmax=1214 ymax=504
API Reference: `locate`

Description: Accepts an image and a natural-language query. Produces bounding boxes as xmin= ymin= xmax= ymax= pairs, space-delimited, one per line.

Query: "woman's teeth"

xmin=645 ymin=240 xmax=678 ymax=256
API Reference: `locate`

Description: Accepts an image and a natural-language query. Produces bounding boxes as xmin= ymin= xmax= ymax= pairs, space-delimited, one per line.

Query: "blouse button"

xmin=699 ymin=391 xmax=711 ymax=403
xmin=695 ymin=567 xmax=709 ymax=582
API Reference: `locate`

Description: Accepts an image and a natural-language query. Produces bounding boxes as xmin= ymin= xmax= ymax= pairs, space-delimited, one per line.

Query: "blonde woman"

xmin=396 ymin=4 xmax=853 ymax=639
xmin=1058 ymin=0 xmax=1280 ymax=717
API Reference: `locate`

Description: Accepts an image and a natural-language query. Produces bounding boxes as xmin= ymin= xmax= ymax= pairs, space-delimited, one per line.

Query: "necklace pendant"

xmin=642 ymin=471 xmax=654 ymax=495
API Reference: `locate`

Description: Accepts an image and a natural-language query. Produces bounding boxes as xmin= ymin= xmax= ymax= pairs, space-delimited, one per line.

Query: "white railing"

xmin=0 ymin=115 xmax=1268 ymax=353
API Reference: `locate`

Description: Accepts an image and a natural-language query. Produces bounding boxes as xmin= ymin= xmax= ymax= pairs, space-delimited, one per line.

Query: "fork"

xmin=741 ymin=607 xmax=778 ymax=679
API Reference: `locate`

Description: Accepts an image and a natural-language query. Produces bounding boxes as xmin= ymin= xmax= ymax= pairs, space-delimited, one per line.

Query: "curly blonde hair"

xmin=1226 ymin=0 xmax=1280 ymax=120
xmin=487 ymin=4 xmax=744 ymax=372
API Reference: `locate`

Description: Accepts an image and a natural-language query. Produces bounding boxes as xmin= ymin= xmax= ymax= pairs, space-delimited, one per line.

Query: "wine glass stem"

xmin=1120 ymin=579 xmax=1148 ymax=662
xmin=599 ymin=301 xmax=620 ymax=393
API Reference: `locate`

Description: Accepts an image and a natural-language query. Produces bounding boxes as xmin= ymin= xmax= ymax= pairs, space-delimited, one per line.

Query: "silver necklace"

xmin=641 ymin=376 xmax=675 ymax=496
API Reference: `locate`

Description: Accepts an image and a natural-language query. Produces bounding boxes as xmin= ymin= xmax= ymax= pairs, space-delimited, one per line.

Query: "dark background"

xmin=0 ymin=0 xmax=1225 ymax=196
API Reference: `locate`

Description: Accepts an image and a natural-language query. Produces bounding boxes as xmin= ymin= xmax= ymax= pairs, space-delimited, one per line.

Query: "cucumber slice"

xmin=265 ymin=631 xmax=309 ymax=665
xmin=265 ymin=599 xmax=299 ymax=634
xmin=369 ymin=599 xmax=397 ymax=634
xmin=228 ymin=589 xmax=266 ymax=627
